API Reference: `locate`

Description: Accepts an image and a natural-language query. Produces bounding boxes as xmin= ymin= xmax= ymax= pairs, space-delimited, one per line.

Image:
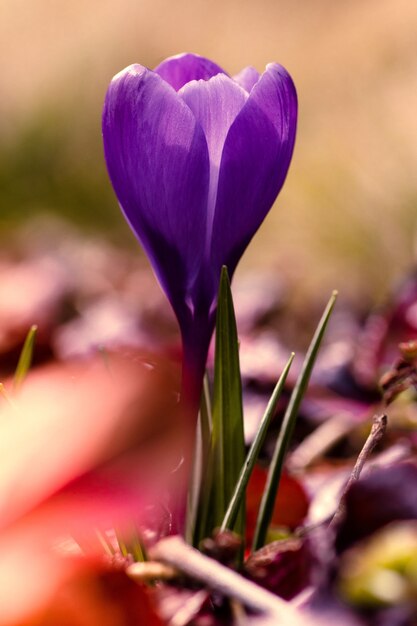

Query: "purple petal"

xmin=211 ymin=63 xmax=297 ymax=276
xmin=179 ymin=74 xmax=248 ymax=258
xmin=233 ymin=66 xmax=260 ymax=93
xmin=154 ymin=53 xmax=227 ymax=91
xmin=102 ymin=64 xmax=210 ymax=321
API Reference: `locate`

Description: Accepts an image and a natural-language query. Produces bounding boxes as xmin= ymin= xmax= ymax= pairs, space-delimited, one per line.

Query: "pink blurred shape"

xmin=0 ymin=353 xmax=185 ymax=624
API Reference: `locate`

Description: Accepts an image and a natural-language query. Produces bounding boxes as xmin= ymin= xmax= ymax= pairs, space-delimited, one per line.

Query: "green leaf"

xmin=252 ymin=290 xmax=338 ymax=551
xmin=220 ymin=352 xmax=295 ymax=533
xmin=193 ymin=267 xmax=245 ymax=545
xmin=131 ymin=537 xmax=147 ymax=563
xmin=13 ymin=324 xmax=38 ymax=392
xmin=210 ymin=267 xmax=245 ymax=535
xmin=200 ymin=373 xmax=213 ymax=471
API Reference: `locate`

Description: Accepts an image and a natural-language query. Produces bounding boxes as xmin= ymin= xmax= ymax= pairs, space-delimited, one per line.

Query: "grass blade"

xmin=200 ymin=373 xmax=213 ymax=465
xmin=14 ymin=324 xmax=38 ymax=392
xmin=252 ymin=290 xmax=338 ymax=551
xmin=210 ymin=267 xmax=245 ymax=536
xmin=194 ymin=267 xmax=245 ymax=544
xmin=220 ymin=352 xmax=295 ymax=533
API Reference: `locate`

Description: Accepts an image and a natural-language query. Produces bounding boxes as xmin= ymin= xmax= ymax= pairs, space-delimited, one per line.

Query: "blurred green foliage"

xmin=0 ymin=104 xmax=131 ymax=242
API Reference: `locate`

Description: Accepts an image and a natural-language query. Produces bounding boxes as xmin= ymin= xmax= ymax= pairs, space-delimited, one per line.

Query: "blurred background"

xmin=1 ymin=0 xmax=417 ymax=306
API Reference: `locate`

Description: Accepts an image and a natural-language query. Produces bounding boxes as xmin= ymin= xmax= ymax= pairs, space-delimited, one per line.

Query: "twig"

xmin=291 ymin=587 xmax=315 ymax=608
xmin=150 ymin=536 xmax=315 ymax=625
xmin=343 ymin=414 xmax=387 ymax=485
xmin=127 ymin=561 xmax=178 ymax=582
xmin=329 ymin=414 xmax=387 ymax=530
xmin=168 ymin=590 xmax=208 ymax=626
xmin=230 ymin=598 xmax=248 ymax=626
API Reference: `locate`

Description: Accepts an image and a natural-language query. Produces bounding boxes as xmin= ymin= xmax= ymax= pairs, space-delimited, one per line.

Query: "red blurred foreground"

xmin=0 ymin=353 xmax=185 ymax=625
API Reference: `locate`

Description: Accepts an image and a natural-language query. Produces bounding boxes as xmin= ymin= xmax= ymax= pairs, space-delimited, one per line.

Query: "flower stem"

xmin=180 ymin=320 xmax=213 ymax=423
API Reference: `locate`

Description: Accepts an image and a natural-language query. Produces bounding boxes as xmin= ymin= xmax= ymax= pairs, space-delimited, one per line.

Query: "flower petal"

xmin=211 ymin=63 xmax=297 ymax=276
xmin=0 ymin=354 xmax=181 ymax=532
xmin=179 ymin=74 xmax=248 ymax=259
xmin=233 ymin=66 xmax=260 ymax=93
xmin=103 ymin=64 xmax=210 ymax=320
xmin=154 ymin=53 xmax=226 ymax=91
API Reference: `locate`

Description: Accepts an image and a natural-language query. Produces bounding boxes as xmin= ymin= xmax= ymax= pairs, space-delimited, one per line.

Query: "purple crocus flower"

xmin=103 ymin=53 xmax=297 ymax=409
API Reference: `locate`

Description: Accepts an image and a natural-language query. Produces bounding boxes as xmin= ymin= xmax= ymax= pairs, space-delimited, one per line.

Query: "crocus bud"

xmin=103 ymin=53 xmax=297 ymax=408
